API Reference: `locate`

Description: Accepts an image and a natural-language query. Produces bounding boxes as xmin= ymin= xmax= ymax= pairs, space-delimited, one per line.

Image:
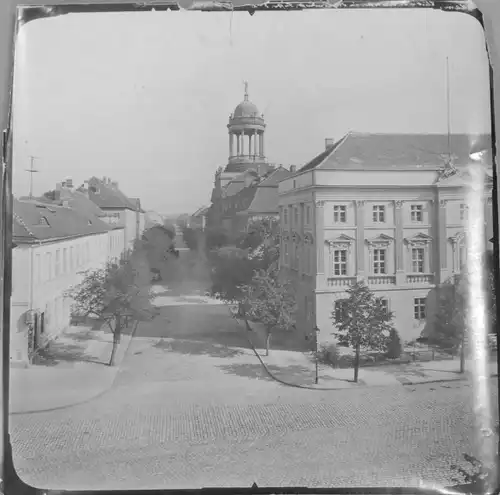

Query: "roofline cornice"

xmin=13 ymin=230 xmax=111 ymax=246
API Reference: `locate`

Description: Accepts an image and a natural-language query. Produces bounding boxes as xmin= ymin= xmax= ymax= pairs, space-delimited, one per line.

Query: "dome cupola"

xmin=226 ymin=82 xmax=267 ymax=173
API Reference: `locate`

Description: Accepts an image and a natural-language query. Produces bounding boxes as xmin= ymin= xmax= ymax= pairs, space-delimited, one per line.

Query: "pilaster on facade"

xmin=438 ymin=198 xmax=448 ymax=283
xmin=394 ymin=200 xmax=405 ymax=285
xmin=314 ymin=200 xmax=326 ymax=288
xmin=355 ymin=200 xmax=365 ymax=281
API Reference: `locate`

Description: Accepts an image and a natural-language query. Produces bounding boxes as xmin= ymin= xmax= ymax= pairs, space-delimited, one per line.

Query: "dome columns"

xmin=229 ymin=130 xmax=265 ymax=159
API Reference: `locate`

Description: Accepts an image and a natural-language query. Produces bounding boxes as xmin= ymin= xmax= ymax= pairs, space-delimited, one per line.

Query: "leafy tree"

xmin=209 ymin=246 xmax=255 ymax=307
xmin=240 ymin=266 xmax=296 ymax=356
xmin=140 ymin=228 xmax=177 ymax=281
xmin=204 ymin=226 xmax=231 ymax=252
xmin=66 ymin=248 xmax=155 ymax=366
xmin=427 ymin=274 xmax=468 ymax=372
xmin=386 ymin=328 xmax=402 ymax=359
xmin=243 ymin=217 xmax=280 ymax=270
xmin=161 ymin=221 xmax=176 ymax=240
xmin=427 ymin=250 xmax=497 ymax=372
xmin=332 ymin=281 xmax=394 ymax=382
xmin=182 ymin=226 xmax=200 ymax=251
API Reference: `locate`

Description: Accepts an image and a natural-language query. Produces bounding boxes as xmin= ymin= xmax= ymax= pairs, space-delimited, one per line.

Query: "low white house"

xmin=10 ymin=199 xmax=126 ymax=367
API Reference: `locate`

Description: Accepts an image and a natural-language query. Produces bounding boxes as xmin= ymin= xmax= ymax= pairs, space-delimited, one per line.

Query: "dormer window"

xmin=39 ymin=216 xmax=49 ymax=226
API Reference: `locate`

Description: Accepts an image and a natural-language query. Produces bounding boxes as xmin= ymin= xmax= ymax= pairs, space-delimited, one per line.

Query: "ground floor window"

xmin=379 ymin=298 xmax=389 ymax=315
xmin=334 ymin=300 xmax=348 ymax=323
xmin=413 ymin=297 xmax=426 ymax=320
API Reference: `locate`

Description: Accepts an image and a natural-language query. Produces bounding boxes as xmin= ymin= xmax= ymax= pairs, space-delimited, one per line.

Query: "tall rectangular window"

xmin=334 ymin=300 xmax=348 ymax=322
xmin=55 ymin=249 xmax=61 ymax=277
xmin=373 ymin=249 xmax=386 ymax=274
xmin=284 ymin=243 xmax=289 ymax=264
xmin=410 ymin=205 xmax=423 ymax=222
xmin=306 ymin=206 xmax=311 ymax=224
xmin=294 ymin=208 xmax=299 ymax=226
xmin=372 ymin=205 xmax=385 ymax=223
xmin=63 ymin=248 xmax=68 ymax=273
xmin=333 ymin=249 xmax=347 ymax=276
xmin=380 ymin=298 xmax=389 ymax=315
xmin=414 ymin=298 xmax=426 ymax=320
xmin=284 ymin=208 xmax=288 ymax=224
xmin=411 ymin=248 xmax=425 ymax=273
xmin=70 ymin=247 xmax=74 ymax=270
xmin=333 ymin=205 xmax=346 ymax=223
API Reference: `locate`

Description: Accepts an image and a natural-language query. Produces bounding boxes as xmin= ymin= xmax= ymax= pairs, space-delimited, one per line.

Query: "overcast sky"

xmin=12 ymin=8 xmax=490 ymax=214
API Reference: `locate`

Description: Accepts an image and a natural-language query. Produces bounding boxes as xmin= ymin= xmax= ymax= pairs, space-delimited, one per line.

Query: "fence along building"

xmin=278 ymin=132 xmax=494 ymax=345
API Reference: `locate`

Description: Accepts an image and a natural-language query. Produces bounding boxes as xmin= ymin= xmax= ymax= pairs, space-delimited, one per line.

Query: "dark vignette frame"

xmin=0 ymin=1 xmax=498 ymax=494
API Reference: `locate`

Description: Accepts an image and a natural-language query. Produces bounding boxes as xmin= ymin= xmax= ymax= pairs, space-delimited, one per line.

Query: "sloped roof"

xmin=192 ymin=205 xmax=210 ymax=217
xmin=223 ymin=180 xmax=246 ymax=197
xmin=13 ymin=199 xmax=111 ymax=243
xmin=245 ymin=187 xmax=279 ymax=214
xmin=87 ymin=177 xmax=138 ymax=210
xmin=258 ymin=166 xmax=292 ymax=186
xmin=299 ymin=132 xmax=492 ymax=172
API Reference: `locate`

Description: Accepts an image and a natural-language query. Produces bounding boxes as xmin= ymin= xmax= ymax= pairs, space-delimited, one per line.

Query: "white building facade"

xmin=279 ymin=133 xmax=494 ymax=346
xmin=10 ymin=200 xmax=126 ymax=367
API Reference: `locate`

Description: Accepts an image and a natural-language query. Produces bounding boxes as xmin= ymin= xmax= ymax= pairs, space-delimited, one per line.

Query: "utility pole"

xmin=25 ymin=156 xmax=40 ymax=200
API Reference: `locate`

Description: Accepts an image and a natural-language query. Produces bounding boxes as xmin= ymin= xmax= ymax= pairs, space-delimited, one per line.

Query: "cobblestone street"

xmin=9 ymin=298 xmax=499 ymax=490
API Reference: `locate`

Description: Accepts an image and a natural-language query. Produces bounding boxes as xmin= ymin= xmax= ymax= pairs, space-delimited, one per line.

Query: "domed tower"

xmin=226 ymin=82 xmax=267 ymax=173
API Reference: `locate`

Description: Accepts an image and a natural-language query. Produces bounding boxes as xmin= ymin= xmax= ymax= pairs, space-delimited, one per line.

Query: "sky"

xmin=12 ymin=8 xmax=491 ymax=215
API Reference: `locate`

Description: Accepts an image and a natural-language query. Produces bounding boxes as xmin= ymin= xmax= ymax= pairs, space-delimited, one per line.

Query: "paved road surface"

xmin=9 ymin=301 xmax=499 ymax=491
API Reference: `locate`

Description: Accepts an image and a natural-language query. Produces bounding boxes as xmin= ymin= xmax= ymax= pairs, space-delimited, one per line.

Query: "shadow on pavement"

xmin=154 ymin=337 xmax=245 ymax=358
xmin=218 ymin=362 xmax=318 ymax=385
xmin=33 ymin=340 xmax=108 ymax=367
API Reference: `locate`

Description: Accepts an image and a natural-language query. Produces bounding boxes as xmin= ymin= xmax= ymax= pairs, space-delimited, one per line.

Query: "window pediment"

xmin=366 ymin=233 xmax=394 ymax=248
xmin=405 ymin=232 xmax=432 ymax=248
xmin=449 ymin=231 xmax=466 ymax=245
xmin=326 ymin=233 xmax=355 ymax=250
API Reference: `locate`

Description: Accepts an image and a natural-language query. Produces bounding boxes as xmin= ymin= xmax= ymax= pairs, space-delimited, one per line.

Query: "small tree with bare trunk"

xmin=240 ymin=266 xmax=296 ymax=356
xmin=332 ymin=281 xmax=394 ymax=383
xmin=66 ymin=250 xmax=155 ymax=366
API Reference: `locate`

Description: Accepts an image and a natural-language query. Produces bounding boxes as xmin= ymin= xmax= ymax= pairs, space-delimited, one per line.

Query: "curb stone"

xmin=234 ymin=316 xmax=497 ymax=391
xmin=9 ymin=320 xmax=140 ymax=416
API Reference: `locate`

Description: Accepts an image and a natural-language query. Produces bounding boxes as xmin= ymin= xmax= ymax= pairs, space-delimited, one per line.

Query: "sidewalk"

xmin=244 ymin=322 xmax=498 ymax=390
xmin=9 ymin=321 xmax=137 ymax=415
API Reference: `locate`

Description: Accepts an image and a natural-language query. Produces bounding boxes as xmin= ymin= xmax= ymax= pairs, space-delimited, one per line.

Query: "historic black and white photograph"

xmin=7 ymin=5 xmax=497 ymax=491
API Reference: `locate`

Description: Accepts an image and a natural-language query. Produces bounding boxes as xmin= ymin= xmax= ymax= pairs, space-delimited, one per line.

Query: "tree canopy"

xmin=240 ymin=265 xmax=296 ymax=355
xmin=332 ymin=281 xmax=395 ymax=382
xmin=66 ymin=247 xmax=155 ymax=365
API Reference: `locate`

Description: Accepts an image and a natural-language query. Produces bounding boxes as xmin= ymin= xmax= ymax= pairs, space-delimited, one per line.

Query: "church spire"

xmin=243 ymin=80 xmax=249 ymax=101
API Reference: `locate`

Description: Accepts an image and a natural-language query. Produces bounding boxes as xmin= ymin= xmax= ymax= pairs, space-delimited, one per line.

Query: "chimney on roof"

xmin=325 ymin=138 xmax=335 ymax=150
xmin=290 ymin=165 xmax=297 ymax=173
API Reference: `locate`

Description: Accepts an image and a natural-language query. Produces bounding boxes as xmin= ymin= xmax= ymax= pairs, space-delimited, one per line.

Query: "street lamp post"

xmin=314 ymin=325 xmax=320 ymax=384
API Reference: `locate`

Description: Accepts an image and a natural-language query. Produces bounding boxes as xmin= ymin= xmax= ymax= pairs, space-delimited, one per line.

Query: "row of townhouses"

xmin=10 ymin=176 xmax=147 ymax=367
xmin=202 ymin=87 xmax=494 ymax=346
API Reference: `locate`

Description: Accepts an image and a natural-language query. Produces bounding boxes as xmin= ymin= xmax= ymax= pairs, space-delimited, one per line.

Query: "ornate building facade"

xmin=278 ymin=132 xmax=494 ymax=345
